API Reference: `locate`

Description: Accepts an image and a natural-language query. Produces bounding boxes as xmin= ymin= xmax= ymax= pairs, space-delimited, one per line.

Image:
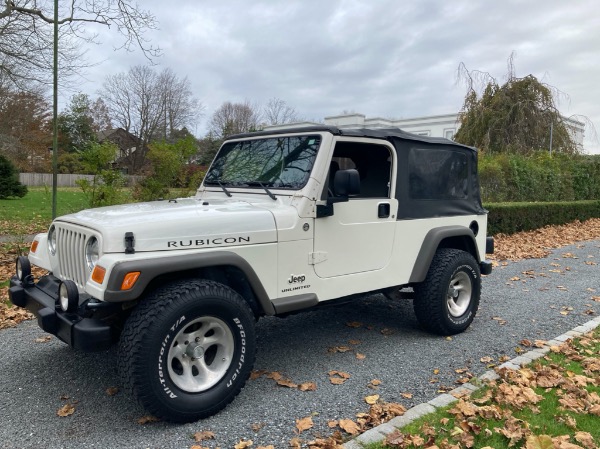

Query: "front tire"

xmin=118 ymin=279 xmax=256 ymax=423
xmin=413 ymin=249 xmax=481 ymax=336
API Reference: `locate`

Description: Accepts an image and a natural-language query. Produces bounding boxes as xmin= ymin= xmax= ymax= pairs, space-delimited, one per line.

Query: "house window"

xmin=444 ymin=129 xmax=455 ymax=140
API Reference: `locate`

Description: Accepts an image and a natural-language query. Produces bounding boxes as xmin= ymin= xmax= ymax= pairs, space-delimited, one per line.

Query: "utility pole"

xmin=549 ymin=120 xmax=553 ymax=156
xmin=51 ymin=0 xmax=59 ymax=219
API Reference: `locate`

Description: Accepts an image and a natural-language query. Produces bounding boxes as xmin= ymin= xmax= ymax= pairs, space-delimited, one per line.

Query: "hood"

xmin=57 ymin=198 xmax=277 ymax=253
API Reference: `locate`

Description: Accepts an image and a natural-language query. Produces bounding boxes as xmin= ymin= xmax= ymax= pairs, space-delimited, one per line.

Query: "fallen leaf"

xmin=525 ymin=435 xmax=554 ymax=449
xmin=401 ymin=392 xmax=413 ymax=399
xmin=348 ymin=339 xmax=361 ymax=345
xmin=328 ymin=346 xmax=351 ymax=353
xmin=251 ymin=423 xmax=265 ymax=432
xmin=345 ymin=321 xmax=362 ymax=328
xmin=106 ymin=387 xmax=119 ymax=396
xmin=574 ymin=432 xmax=595 ymax=449
xmin=35 ymin=335 xmax=52 ymax=343
xmin=364 ymin=394 xmax=379 ymax=405
xmin=57 ymin=403 xmax=75 ymax=417
xmin=355 ymin=353 xmax=366 ymax=360
xmin=370 ymin=379 xmax=382 ymax=386
xmin=256 ymin=446 xmax=275 ymax=449
xmin=296 ymin=416 xmax=313 ymax=433
xmin=276 ymin=378 xmax=298 ymax=388
xmin=298 ymin=382 xmax=317 ymax=391
xmin=193 ymin=431 xmax=215 ymax=442
xmin=289 ymin=437 xmax=302 ymax=449
xmin=338 ymin=419 xmax=360 ymax=435
xmin=137 ymin=415 xmax=159 ymax=424
xmin=266 ymin=371 xmax=283 ymax=381
xmin=234 ymin=439 xmax=253 ymax=449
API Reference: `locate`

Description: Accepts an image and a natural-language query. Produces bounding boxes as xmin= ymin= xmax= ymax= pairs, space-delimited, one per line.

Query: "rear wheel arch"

xmin=409 ymin=226 xmax=479 ymax=284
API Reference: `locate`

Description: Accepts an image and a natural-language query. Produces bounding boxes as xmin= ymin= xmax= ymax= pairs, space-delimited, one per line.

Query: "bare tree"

xmin=100 ymin=65 xmax=201 ymax=173
xmin=263 ymin=97 xmax=300 ymax=126
xmin=0 ymin=0 xmax=159 ymax=89
xmin=209 ymin=101 xmax=262 ymax=138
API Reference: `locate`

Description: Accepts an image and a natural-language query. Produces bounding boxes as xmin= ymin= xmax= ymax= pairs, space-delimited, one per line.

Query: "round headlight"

xmin=85 ymin=237 xmax=99 ymax=271
xmin=48 ymin=225 xmax=57 ymax=255
xmin=59 ymin=280 xmax=79 ymax=313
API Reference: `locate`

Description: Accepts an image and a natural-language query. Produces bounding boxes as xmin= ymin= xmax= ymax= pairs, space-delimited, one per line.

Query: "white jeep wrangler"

xmin=10 ymin=126 xmax=493 ymax=422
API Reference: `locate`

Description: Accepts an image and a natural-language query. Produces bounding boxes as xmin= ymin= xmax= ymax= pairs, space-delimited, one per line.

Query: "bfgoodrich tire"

xmin=413 ymin=249 xmax=481 ymax=336
xmin=118 ymin=279 xmax=256 ymax=423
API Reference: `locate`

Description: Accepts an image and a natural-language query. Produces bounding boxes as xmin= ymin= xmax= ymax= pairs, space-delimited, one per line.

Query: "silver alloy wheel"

xmin=446 ymin=271 xmax=472 ymax=317
xmin=167 ymin=316 xmax=234 ymax=393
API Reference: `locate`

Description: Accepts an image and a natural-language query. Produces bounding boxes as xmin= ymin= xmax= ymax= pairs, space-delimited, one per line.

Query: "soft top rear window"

xmin=409 ymin=148 xmax=468 ymax=200
xmin=204 ymin=135 xmax=321 ymax=189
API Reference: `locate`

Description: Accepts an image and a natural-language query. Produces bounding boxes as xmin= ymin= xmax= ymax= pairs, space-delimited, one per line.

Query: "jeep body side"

xmin=9 ymin=126 xmax=493 ymax=422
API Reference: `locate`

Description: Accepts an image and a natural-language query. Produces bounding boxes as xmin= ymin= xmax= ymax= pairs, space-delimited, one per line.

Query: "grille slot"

xmin=56 ymin=226 xmax=89 ymax=288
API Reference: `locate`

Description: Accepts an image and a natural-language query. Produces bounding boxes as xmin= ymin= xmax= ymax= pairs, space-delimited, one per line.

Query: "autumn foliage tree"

xmin=0 ymin=83 xmax=51 ymax=171
xmin=454 ymin=55 xmax=578 ymax=155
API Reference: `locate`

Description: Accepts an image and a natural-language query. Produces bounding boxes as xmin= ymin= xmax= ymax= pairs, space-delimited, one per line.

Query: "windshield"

xmin=204 ymin=135 xmax=321 ymax=189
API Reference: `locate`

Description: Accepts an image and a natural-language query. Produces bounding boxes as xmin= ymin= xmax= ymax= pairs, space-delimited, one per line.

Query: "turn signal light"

xmin=91 ymin=265 xmax=106 ymax=284
xmin=121 ymin=272 xmax=141 ymax=290
xmin=30 ymin=240 xmax=39 ymax=253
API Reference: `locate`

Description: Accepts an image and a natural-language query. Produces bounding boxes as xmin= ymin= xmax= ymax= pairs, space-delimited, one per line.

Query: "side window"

xmin=408 ymin=148 xmax=468 ymax=199
xmin=326 ymin=142 xmax=392 ymax=198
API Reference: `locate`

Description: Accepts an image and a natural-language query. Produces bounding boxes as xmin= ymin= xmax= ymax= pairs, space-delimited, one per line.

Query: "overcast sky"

xmin=76 ymin=0 xmax=600 ymax=153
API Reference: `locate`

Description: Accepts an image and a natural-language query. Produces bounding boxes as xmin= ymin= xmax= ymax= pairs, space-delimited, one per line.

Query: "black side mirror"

xmin=333 ymin=169 xmax=360 ymax=197
xmin=317 ymin=169 xmax=361 ymax=218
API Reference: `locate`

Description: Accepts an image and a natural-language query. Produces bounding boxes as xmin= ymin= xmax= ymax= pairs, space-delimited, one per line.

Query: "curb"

xmin=343 ymin=316 xmax=600 ymax=449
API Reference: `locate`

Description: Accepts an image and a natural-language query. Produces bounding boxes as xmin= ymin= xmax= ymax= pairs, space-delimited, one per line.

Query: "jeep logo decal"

xmin=288 ymin=274 xmax=306 ymax=284
xmin=167 ymin=236 xmax=250 ymax=248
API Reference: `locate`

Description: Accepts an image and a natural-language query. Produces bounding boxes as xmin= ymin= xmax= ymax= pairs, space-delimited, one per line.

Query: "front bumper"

xmin=9 ymin=275 xmax=115 ymax=351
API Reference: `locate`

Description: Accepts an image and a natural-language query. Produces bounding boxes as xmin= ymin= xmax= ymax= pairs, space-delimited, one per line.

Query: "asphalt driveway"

xmin=0 ymin=240 xmax=598 ymax=449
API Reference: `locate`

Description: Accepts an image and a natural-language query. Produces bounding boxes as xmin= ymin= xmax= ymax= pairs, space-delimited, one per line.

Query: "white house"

xmin=264 ymin=112 xmax=585 ymax=149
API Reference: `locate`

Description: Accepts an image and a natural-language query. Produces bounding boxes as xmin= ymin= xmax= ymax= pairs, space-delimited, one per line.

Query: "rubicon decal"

xmin=167 ymin=236 xmax=250 ymax=248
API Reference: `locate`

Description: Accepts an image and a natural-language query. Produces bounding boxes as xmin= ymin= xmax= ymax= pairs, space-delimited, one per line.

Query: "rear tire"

xmin=413 ymin=249 xmax=480 ymax=335
xmin=118 ymin=279 xmax=256 ymax=423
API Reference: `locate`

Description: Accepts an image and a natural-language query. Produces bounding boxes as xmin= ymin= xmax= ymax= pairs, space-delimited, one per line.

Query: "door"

xmin=312 ymin=140 xmax=397 ymax=278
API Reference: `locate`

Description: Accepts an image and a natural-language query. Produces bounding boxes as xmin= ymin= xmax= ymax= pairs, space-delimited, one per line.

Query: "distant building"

xmin=97 ymin=128 xmax=146 ymax=174
xmin=264 ymin=112 xmax=585 ymax=148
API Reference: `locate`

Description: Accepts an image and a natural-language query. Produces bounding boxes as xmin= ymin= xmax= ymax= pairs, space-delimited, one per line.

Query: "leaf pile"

xmin=491 ymin=218 xmax=600 ymax=261
xmin=382 ymin=330 xmax=600 ymax=449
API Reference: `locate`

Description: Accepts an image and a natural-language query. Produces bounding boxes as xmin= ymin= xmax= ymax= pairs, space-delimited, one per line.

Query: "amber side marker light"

xmin=91 ymin=265 xmax=106 ymax=284
xmin=30 ymin=240 xmax=39 ymax=253
xmin=121 ymin=272 xmax=141 ymax=290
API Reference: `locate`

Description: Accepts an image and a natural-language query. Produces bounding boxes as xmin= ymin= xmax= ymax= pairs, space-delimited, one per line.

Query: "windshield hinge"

xmin=308 ymin=252 xmax=327 ymax=265
xmin=124 ymin=232 xmax=135 ymax=254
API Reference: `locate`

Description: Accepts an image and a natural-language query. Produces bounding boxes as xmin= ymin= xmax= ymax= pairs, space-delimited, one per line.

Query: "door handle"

xmin=378 ymin=203 xmax=390 ymax=218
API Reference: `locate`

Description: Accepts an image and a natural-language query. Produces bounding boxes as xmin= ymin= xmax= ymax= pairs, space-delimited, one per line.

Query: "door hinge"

xmin=309 ymin=252 xmax=328 ymax=265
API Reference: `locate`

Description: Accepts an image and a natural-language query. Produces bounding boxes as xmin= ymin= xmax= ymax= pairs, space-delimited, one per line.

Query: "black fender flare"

xmin=103 ymin=251 xmax=275 ymax=315
xmin=409 ymin=226 xmax=479 ymax=284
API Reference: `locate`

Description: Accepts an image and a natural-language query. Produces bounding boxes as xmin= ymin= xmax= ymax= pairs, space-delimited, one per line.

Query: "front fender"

xmin=103 ymin=251 xmax=275 ymax=315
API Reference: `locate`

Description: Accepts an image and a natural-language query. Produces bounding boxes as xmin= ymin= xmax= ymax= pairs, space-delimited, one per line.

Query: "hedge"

xmin=485 ymin=200 xmax=600 ymax=235
xmin=479 ymin=153 xmax=600 ymax=203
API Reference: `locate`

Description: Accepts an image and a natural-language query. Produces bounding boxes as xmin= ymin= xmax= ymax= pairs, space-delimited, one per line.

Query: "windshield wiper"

xmin=217 ymin=180 xmax=232 ymax=197
xmin=245 ymin=181 xmax=277 ymax=200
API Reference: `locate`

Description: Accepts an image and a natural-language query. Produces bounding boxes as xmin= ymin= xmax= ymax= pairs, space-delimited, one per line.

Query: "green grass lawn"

xmin=0 ymin=187 xmax=91 ymax=235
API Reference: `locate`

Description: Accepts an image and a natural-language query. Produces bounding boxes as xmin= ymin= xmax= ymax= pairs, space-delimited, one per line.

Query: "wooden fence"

xmin=19 ymin=173 xmax=143 ymax=187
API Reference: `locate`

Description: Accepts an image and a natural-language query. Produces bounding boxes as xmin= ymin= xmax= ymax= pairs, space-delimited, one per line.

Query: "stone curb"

xmin=342 ymin=316 xmax=600 ymax=448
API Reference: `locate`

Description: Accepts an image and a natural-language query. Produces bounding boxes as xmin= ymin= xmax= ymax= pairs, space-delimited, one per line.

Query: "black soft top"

xmin=228 ymin=125 xmax=477 ymax=152
xmin=227 ymin=126 xmax=485 ymax=220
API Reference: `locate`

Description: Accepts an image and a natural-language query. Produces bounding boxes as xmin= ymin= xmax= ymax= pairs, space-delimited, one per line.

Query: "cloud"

xmin=73 ymin=0 xmax=600 ymax=152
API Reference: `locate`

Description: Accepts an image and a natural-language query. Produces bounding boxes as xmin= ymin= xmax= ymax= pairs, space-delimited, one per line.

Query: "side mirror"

xmin=317 ymin=169 xmax=361 ymax=218
xmin=333 ymin=169 xmax=360 ymax=197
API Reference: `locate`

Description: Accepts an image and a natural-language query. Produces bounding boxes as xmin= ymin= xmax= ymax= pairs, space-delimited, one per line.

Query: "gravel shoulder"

xmin=0 ymin=240 xmax=599 ymax=449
